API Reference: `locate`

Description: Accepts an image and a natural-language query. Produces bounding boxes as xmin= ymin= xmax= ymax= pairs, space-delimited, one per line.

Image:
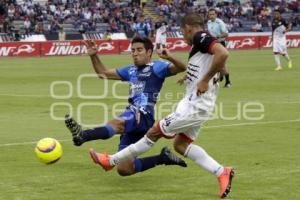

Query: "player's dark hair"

xmin=131 ymin=36 xmax=154 ymax=53
xmin=273 ymin=9 xmax=281 ymax=13
xmin=181 ymin=13 xmax=205 ymax=28
xmin=208 ymin=8 xmax=217 ymax=13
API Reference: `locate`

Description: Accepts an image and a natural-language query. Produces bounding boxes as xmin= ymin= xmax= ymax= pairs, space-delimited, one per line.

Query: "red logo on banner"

xmin=0 ymin=42 xmax=40 ymax=56
xmin=167 ymin=38 xmax=189 ymax=50
xmin=226 ymin=37 xmax=258 ymax=49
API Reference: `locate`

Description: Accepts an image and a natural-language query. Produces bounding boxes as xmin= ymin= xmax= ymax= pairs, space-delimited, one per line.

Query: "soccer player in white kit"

xmin=272 ymin=9 xmax=292 ymax=71
xmin=155 ymin=20 xmax=168 ymax=53
xmin=90 ymin=13 xmax=235 ymax=199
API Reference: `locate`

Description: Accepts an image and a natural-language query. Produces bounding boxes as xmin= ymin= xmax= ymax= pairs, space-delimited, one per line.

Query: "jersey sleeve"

xmin=153 ymin=60 xmax=173 ymax=78
xmin=116 ymin=65 xmax=131 ymax=81
xmin=219 ymin=20 xmax=229 ymax=34
xmin=282 ymin=19 xmax=289 ymax=28
xmin=193 ymin=32 xmax=218 ymax=54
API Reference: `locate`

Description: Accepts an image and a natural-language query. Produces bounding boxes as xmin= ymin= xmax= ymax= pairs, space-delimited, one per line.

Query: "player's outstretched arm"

xmin=158 ymin=49 xmax=186 ymax=74
xmin=197 ymin=43 xmax=229 ymax=95
xmin=177 ymin=74 xmax=187 ymax=85
xmin=83 ymin=40 xmax=121 ymax=80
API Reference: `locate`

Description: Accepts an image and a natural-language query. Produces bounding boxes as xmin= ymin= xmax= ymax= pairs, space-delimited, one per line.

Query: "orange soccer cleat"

xmin=217 ymin=167 xmax=235 ymax=199
xmin=89 ymin=149 xmax=114 ymax=171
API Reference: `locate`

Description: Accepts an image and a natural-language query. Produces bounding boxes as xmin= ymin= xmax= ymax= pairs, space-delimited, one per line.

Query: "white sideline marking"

xmin=0 ymin=139 xmax=70 ymax=147
xmin=0 ymin=118 xmax=299 ymax=147
xmin=0 ymin=93 xmax=51 ymax=98
xmin=1 ymin=93 xmax=300 ymax=104
xmin=203 ymin=118 xmax=300 ymax=129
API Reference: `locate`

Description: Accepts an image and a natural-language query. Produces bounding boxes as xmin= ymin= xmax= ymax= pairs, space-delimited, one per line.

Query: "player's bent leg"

xmin=176 ymin=133 xmax=235 ymax=198
xmin=65 ymin=115 xmax=123 ymax=146
xmin=116 ymin=146 xmax=187 ymax=176
xmin=117 ymin=160 xmax=135 ymax=176
xmin=146 ymin=125 xmax=162 ymax=142
xmin=173 ymin=134 xmax=192 ymax=156
xmin=90 ymin=124 xmax=162 ymax=171
xmin=65 ymin=114 xmax=84 ymax=146
xmin=221 ymin=66 xmax=231 ymax=88
xmin=218 ymin=167 xmax=235 ymax=198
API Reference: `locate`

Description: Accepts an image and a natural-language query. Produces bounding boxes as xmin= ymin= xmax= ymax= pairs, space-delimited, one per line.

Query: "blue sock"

xmin=134 ymin=155 xmax=163 ymax=173
xmin=82 ymin=125 xmax=115 ymax=141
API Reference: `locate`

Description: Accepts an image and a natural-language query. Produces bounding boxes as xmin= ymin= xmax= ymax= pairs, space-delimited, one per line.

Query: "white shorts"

xmin=157 ymin=97 xmax=210 ymax=142
xmin=273 ymin=39 xmax=287 ymax=54
xmin=155 ymin=36 xmax=167 ymax=46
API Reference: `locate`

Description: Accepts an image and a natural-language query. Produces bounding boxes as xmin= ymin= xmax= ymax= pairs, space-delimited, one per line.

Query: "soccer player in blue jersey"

xmin=65 ymin=37 xmax=187 ymax=176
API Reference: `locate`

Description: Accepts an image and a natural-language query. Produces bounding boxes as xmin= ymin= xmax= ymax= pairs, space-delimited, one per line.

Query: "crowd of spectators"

xmin=0 ymin=0 xmax=145 ymax=36
xmin=0 ymin=0 xmax=299 ymax=39
xmin=154 ymin=0 xmax=300 ymax=32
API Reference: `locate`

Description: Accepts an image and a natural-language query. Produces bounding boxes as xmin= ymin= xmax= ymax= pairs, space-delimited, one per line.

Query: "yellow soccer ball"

xmin=35 ymin=138 xmax=63 ymax=164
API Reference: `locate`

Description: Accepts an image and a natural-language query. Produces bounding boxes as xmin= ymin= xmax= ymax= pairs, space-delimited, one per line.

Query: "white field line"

xmin=0 ymin=118 xmax=299 ymax=147
xmin=0 ymin=139 xmax=70 ymax=147
xmin=1 ymin=93 xmax=300 ymax=104
xmin=202 ymin=118 xmax=300 ymax=129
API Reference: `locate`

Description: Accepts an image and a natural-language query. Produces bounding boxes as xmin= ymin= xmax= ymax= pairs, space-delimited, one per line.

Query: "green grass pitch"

xmin=0 ymin=49 xmax=300 ymax=200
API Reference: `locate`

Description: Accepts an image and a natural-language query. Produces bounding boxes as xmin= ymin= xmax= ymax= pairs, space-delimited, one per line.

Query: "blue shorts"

xmin=117 ymin=109 xmax=155 ymax=151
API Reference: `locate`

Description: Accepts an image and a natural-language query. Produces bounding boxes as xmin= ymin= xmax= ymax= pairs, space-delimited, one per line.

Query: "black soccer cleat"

xmin=224 ymin=82 xmax=232 ymax=88
xmin=65 ymin=114 xmax=85 ymax=146
xmin=160 ymin=147 xmax=187 ymax=167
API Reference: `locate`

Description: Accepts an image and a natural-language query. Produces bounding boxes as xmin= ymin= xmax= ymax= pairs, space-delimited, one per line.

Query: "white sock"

xmin=283 ymin=53 xmax=290 ymax=61
xmin=184 ymin=144 xmax=224 ymax=176
xmin=274 ymin=54 xmax=281 ymax=66
xmin=110 ymin=136 xmax=155 ymax=166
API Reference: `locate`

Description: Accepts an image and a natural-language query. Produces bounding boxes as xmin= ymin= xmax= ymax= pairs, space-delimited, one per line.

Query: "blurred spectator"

xmin=252 ymin=21 xmax=263 ymax=32
xmin=35 ymin=21 xmax=44 ymax=34
xmin=24 ymin=17 xmax=31 ymax=34
xmin=133 ymin=15 xmax=150 ymax=37
xmin=59 ymin=27 xmax=65 ymax=41
xmin=7 ymin=4 xmax=15 ymax=20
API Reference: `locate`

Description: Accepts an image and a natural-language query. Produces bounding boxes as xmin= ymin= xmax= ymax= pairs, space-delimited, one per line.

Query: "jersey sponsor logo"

xmin=138 ymin=72 xmax=152 ymax=77
xmin=130 ymin=81 xmax=146 ymax=94
xmin=142 ymin=66 xmax=151 ymax=73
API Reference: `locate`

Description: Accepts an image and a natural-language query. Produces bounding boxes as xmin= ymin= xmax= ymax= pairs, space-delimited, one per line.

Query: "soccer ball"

xmin=35 ymin=138 xmax=63 ymax=164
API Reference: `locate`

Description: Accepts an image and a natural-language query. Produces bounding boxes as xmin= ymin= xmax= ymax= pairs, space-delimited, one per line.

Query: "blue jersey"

xmin=134 ymin=22 xmax=150 ymax=38
xmin=116 ymin=60 xmax=174 ymax=116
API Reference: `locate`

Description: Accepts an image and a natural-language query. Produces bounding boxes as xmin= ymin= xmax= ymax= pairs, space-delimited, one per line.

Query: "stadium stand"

xmin=0 ymin=0 xmax=299 ymax=41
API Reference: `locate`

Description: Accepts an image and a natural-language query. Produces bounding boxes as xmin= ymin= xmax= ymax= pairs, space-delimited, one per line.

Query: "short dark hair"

xmin=273 ymin=9 xmax=281 ymax=13
xmin=181 ymin=13 xmax=205 ymax=28
xmin=131 ymin=36 xmax=154 ymax=52
xmin=208 ymin=8 xmax=217 ymax=13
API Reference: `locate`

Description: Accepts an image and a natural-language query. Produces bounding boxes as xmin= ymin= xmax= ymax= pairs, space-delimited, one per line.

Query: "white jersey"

xmin=157 ymin=32 xmax=221 ymax=141
xmin=155 ymin=22 xmax=167 ymax=44
xmin=156 ymin=24 xmax=167 ymax=37
xmin=185 ymin=31 xmax=219 ymax=112
xmin=272 ymin=19 xmax=288 ymax=41
xmin=272 ymin=18 xmax=288 ymax=53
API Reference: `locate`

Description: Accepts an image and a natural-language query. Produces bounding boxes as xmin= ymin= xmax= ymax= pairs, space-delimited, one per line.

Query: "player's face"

xmin=274 ymin=12 xmax=280 ymax=20
xmin=131 ymin=42 xmax=151 ymax=66
xmin=208 ymin=11 xmax=217 ymax=21
xmin=181 ymin=24 xmax=193 ymax=46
